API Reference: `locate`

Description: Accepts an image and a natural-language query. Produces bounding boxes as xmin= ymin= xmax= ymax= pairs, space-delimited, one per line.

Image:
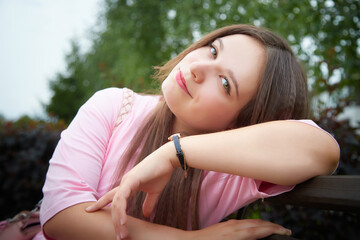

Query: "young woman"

xmin=38 ymin=25 xmax=339 ymax=240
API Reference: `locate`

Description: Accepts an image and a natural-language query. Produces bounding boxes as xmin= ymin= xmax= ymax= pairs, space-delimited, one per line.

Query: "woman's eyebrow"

xmin=215 ymin=38 xmax=239 ymax=98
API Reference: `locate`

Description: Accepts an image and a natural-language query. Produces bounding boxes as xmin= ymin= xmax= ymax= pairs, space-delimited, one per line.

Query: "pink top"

xmin=36 ymin=88 xmax=331 ymax=239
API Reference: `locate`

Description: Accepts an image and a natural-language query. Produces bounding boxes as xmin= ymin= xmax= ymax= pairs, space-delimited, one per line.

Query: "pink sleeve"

xmin=40 ymin=88 xmax=124 ymax=226
xmin=199 ymin=172 xmax=294 ymax=228
xmin=198 ymin=119 xmax=338 ymax=229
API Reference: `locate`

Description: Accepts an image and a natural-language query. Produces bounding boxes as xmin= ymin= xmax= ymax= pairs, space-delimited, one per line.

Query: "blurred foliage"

xmin=316 ymin=107 xmax=360 ymax=175
xmin=245 ymin=201 xmax=359 ymax=240
xmin=45 ymin=0 xmax=360 ymax=123
xmin=0 ymin=116 xmax=66 ymax=219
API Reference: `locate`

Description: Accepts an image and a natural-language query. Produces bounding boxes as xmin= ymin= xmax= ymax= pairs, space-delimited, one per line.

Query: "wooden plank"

xmin=265 ymin=175 xmax=360 ymax=212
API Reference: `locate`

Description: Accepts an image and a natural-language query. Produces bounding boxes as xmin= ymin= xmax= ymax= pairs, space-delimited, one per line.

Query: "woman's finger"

xmin=244 ymin=225 xmax=292 ymax=239
xmin=113 ymin=179 xmax=139 ymax=239
xmin=227 ymin=218 xmax=283 ymax=230
xmin=85 ymin=188 xmax=117 ymax=212
xmin=227 ymin=219 xmax=292 ymax=235
xmin=118 ymin=221 xmax=129 ymax=240
xmin=111 ymin=201 xmax=125 ymax=239
xmin=225 ymin=219 xmax=292 ymax=239
xmin=193 ymin=219 xmax=292 ymax=240
xmin=142 ymin=193 xmax=161 ymax=218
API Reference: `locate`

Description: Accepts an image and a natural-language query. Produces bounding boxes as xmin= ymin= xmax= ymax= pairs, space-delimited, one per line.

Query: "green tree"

xmin=46 ymin=41 xmax=90 ymax=123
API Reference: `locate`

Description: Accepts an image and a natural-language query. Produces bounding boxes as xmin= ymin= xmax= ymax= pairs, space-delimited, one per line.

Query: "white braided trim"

xmin=114 ymin=88 xmax=133 ymax=129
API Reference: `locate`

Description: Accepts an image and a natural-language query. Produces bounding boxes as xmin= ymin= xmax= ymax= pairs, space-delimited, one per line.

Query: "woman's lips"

xmin=176 ymin=70 xmax=192 ymax=97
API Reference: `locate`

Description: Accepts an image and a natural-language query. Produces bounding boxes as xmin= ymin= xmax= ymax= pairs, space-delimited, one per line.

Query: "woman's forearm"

xmin=45 ymin=202 xmax=293 ymax=240
xmin=169 ymin=120 xmax=339 ymax=185
xmin=127 ymin=215 xmax=187 ymax=240
xmin=44 ymin=202 xmax=186 ymax=240
xmin=44 ymin=202 xmax=115 ymax=240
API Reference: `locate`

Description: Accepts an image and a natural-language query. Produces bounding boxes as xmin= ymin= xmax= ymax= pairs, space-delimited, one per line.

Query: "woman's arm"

xmin=179 ymin=120 xmax=339 ymax=185
xmin=44 ymin=202 xmax=292 ymax=240
xmin=87 ymin=120 xmax=339 ymax=239
xmin=44 ymin=202 xmax=185 ymax=240
xmin=44 ymin=203 xmax=115 ymax=240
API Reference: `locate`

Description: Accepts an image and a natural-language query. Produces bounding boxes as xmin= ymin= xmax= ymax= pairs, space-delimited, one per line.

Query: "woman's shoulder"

xmin=89 ymin=87 xmax=161 ymax=121
xmin=91 ymin=87 xmax=130 ymax=101
xmin=92 ymin=87 xmax=160 ymax=102
xmin=83 ymin=87 xmax=161 ymax=121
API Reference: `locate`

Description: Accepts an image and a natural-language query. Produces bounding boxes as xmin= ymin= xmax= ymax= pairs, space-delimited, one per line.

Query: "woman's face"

xmin=162 ymin=34 xmax=266 ymax=134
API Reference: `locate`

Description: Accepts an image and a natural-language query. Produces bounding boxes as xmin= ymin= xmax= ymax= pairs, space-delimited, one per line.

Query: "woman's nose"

xmin=190 ymin=62 xmax=210 ymax=83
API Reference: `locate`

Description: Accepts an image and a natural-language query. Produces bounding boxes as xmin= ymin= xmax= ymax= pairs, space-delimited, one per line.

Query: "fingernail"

xmin=86 ymin=206 xmax=94 ymax=211
xmin=116 ymin=236 xmax=120 ymax=240
xmin=280 ymin=228 xmax=291 ymax=236
xmin=280 ymin=228 xmax=292 ymax=236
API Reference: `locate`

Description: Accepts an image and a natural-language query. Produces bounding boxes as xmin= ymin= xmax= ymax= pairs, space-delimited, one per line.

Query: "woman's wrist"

xmin=162 ymin=141 xmax=181 ymax=169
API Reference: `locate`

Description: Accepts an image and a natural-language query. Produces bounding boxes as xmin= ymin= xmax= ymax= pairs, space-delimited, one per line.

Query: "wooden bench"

xmin=237 ymin=175 xmax=360 ymax=239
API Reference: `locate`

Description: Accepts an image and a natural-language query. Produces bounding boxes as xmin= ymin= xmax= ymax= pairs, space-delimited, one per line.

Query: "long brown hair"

xmin=112 ymin=24 xmax=309 ymax=230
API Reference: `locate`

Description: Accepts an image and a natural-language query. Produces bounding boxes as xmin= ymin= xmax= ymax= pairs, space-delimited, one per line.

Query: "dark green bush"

xmin=0 ymin=116 xmax=66 ymax=219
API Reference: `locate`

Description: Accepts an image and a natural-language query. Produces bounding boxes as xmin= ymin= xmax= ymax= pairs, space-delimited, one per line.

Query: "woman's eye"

xmin=221 ymin=77 xmax=231 ymax=95
xmin=210 ymin=45 xmax=217 ymax=58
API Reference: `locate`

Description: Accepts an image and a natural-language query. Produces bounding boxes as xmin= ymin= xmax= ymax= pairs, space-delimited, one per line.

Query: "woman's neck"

xmin=171 ymin=117 xmax=206 ymax=136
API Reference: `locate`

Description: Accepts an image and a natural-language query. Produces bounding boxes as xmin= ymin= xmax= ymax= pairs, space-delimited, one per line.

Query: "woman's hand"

xmin=86 ymin=142 xmax=178 ymax=239
xmin=189 ymin=219 xmax=292 ymax=240
xmin=126 ymin=217 xmax=292 ymax=240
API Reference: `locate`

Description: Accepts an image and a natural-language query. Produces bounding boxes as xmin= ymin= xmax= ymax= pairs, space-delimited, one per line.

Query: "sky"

xmin=0 ymin=0 xmax=102 ymax=120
